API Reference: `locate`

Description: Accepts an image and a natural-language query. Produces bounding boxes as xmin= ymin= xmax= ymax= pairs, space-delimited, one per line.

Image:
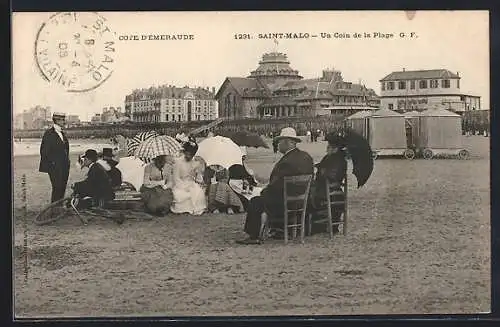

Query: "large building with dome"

xmin=215 ymin=52 xmax=380 ymax=120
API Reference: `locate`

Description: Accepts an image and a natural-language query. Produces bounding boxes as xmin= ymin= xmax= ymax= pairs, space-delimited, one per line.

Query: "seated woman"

xmin=140 ymin=154 xmax=174 ymax=216
xmin=170 ymin=140 xmax=207 ymax=215
xmin=99 ymin=148 xmax=123 ymax=188
xmin=206 ymin=165 xmax=244 ymax=214
xmin=309 ymin=134 xmax=347 ymax=234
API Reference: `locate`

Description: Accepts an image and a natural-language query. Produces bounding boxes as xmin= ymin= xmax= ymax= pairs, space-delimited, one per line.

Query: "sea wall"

xmin=13 ymin=116 xmax=347 ymax=139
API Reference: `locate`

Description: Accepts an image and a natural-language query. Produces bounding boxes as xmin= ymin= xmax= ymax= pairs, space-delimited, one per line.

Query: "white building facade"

xmin=125 ymin=86 xmax=218 ymax=123
xmin=379 ymin=69 xmax=480 ymax=114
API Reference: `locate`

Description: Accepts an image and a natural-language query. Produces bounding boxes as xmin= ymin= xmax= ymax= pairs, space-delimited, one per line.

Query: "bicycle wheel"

xmin=34 ymin=197 xmax=73 ymax=226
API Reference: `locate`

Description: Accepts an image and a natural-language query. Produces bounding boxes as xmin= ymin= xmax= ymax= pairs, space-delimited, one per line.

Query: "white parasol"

xmin=196 ymin=135 xmax=243 ymax=169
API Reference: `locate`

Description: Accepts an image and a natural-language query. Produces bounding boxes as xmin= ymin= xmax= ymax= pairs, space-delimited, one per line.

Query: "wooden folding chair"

xmin=308 ymin=176 xmax=348 ymax=238
xmin=280 ymin=174 xmax=313 ymax=244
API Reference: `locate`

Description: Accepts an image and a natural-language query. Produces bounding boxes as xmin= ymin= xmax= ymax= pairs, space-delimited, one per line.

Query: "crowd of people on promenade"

xmin=38 ymin=112 xmax=353 ymax=243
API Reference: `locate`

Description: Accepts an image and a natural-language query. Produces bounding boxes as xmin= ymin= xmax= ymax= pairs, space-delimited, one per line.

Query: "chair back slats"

xmin=282 ymin=174 xmax=313 ymax=244
xmin=285 ymin=195 xmax=308 ymax=202
xmin=308 ymin=174 xmax=348 ymax=239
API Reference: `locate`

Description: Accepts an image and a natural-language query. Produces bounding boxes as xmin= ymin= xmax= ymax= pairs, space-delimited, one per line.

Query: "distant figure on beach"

xmin=39 ymin=112 xmax=71 ymax=203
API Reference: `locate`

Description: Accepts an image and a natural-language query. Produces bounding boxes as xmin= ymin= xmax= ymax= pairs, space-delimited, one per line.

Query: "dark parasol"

xmin=219 ymin=131 xmax=269 ymax=148
xmin=325 ymin=130 xmax=374 ymax=188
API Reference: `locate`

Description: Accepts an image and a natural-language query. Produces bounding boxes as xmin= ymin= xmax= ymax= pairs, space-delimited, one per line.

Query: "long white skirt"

xmin=171 ymin=180 xmax=207 ymax=215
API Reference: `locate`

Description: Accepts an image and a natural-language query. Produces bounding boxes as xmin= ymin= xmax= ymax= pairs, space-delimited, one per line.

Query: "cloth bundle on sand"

xmin=140 ymin=186 xmax=174 ymax=214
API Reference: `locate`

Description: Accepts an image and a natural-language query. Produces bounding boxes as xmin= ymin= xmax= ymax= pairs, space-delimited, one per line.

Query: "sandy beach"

xmin=12 ymin=135 xmax=490 ymax=317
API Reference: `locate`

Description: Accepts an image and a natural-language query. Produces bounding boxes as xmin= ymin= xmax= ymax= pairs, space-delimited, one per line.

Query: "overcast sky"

xmin=12 ymin=10 xmax=489 ymax=119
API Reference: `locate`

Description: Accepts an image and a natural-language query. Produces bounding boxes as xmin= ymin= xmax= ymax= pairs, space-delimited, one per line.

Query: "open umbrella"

xmin=127 ymin=131 xmax=160 ymax=156
xmin=196 ymin=135 xmax=243 ymax=169
xmin=219 ymin=131 xmax=269 ymax=148
xmin=134 ymin=135 xmax=183 ymax=161
xmin=344 ymin=130 xmax=374 ymax=188
xmin=116 ymin=156 xmax=147 ymax=191
xmin=325 ymin=130 xmax=374 ymax=188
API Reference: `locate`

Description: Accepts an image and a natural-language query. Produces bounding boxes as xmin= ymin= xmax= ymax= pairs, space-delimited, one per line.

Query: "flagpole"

xmin=273 ymin=38 xmax=279 ymax=72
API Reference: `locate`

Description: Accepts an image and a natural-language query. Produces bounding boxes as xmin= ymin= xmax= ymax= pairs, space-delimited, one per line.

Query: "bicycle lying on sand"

xmin=34 ymin=182 xmax=149 ymax=226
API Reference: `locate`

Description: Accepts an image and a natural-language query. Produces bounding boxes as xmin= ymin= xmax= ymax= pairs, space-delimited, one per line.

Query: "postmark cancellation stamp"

xmin=34 ymin=12 xmax=117 ymax=93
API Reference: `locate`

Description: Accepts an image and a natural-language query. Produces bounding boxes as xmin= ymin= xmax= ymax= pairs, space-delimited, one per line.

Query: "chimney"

xmin=212 ymin=87 xmax=215 ymax=94
xmin=457 ymin=71 xmax=460 ymax=77
xmin=402 ymin=68 xmax=406 ymax=72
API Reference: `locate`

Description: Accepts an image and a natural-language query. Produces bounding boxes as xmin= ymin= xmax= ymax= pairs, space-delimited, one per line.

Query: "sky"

xmin=12 ymin=10 xmax=489 ymax=119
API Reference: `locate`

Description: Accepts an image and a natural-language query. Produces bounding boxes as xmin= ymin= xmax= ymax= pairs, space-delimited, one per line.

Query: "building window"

xmin=388 ymin=104 xmax=394 ymax=110
xmin=430 ymin=80 xmax=439 ymax=88
xmin=410 ymin=81 xmax=416 ymax=89
xmin=457 ymin=80 xmax=460 ymax=88
xmin=398 ymin=81 xmax=406 ymax=90
xmin=178 ymin=115 xmax=181 ymax=121
xmin=442 ymin=79 xmax=451 ymax=88
xmin=387 ymin=82 xmax=395 ymax=90
xmin=381 ymin=82 xmax=385 ymax=91
xmin=419 ymin=80 xmax=427 ymax=89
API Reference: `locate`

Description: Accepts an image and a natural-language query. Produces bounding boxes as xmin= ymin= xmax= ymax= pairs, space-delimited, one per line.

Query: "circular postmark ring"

xmin=34 ymin=12 xmax=117 ymax=93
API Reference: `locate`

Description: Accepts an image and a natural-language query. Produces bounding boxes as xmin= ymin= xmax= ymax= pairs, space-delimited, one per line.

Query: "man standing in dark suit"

xmin=39 ymin=112 xmax=70 ymax=203
xmin=237 ymin=128 xmax=314 ymax=244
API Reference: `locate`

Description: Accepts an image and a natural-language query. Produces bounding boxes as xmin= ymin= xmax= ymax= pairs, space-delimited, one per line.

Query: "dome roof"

xmin=248 ymin=52 xmax=303 ymax=79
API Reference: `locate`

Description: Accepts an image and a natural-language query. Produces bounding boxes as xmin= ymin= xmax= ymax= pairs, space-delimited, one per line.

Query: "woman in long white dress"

xmin=170 ymin=140 xmax=207 ymax=215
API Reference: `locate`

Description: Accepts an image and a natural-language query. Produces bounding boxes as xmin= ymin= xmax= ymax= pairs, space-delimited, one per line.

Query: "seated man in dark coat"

xmin=237 ymin=128 xmax=314 ymax=244
xmin=308 ymin=134 xmax=347 ymax=234
xmin=73 ymin=149 xmax=115 ymax=206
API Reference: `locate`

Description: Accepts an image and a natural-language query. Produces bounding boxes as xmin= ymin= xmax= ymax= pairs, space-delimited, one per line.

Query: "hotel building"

xmin=379 ymin=69 xmax=481 ymax=114
xmin=124 ymin=86 xmax=218 ymax=123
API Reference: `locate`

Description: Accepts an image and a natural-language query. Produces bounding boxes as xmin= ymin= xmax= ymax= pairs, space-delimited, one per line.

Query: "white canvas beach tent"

xmin=418 ymin=108 xmax=463 ymax=150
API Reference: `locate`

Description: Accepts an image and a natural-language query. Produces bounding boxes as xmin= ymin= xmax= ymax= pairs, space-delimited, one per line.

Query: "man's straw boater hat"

xmin=52 ymin=112 xmax=66 ymax=119
xmin=273 ymin=127 xmax=302 ymax=143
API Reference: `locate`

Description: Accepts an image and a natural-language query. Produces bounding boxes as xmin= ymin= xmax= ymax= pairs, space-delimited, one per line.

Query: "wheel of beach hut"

xmin=422 ymin=148 xmax=434 ymax=160
xmin=404 ymin=149 xmax=416 ymax=160
xmin=458 ymin=149 xmax=470 ymax=160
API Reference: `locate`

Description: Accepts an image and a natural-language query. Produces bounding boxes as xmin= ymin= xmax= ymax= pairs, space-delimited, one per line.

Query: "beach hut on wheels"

xmin=346 ymin=110 xmax=373 ymax=139
xmin=418 ymin=108 xmax=469 ymax=159
xmin=368 ymin=108 xmax=415 ymax=159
